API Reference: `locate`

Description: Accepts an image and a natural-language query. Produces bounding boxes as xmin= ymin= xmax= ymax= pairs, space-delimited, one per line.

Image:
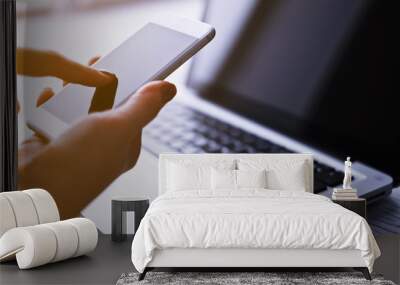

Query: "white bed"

xmin=131 ymin=154 xmax=380 ymax=280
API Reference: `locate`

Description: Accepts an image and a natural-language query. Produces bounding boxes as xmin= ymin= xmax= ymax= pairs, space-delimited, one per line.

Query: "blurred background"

xmin=15 ymin=1 xmax=398 ymax=282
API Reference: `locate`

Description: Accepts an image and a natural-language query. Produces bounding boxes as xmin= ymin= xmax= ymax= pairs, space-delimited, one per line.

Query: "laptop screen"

xmin=188 ymin=0 xmax=397 ymax=181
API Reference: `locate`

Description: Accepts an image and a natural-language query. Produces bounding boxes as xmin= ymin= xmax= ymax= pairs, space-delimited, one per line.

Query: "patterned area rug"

xmin=117 ymin=272 xmax=395 ymax=285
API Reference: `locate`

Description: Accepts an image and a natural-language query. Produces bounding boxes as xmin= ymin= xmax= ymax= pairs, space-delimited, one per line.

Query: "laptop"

xmin=83 ymin=0 xmax=396 ymax=233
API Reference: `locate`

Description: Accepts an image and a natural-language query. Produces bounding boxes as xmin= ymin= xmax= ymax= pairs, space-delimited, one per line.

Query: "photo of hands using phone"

xmin=13 ymin=2 xmax=214 ymax=220
xmin=17 ymin=48 xmax=177 ymax=219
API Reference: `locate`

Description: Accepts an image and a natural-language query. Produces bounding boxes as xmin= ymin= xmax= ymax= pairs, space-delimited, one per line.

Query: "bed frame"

xmin=138 ymin=154 xmax=371 ymax=281
xmin=139 ymin=248 xmax=371 ymax=280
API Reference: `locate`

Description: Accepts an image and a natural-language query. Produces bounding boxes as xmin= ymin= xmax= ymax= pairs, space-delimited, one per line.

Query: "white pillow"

xmin=211 ymin=169 xmax=268 ymax=190
xmin=266 ymin=163 xmax=306 ymax=191
xmin=236 ymin=169 xmax=267 ymax=189
xmin=238 ymin=159 xmax=308 ymax=191
xmin=211 ymin=169 xmax=236 ymax=190
xmin=167 ymin=163 xmax=211 ymax=191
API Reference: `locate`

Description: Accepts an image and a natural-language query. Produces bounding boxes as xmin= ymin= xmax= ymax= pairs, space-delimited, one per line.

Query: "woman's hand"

xmin=17 ymin=49 xmax=176 ymax=219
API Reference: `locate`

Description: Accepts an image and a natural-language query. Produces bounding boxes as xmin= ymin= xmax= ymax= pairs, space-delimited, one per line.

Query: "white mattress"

xmin=131 ymin=190 xmax=380 ymax=272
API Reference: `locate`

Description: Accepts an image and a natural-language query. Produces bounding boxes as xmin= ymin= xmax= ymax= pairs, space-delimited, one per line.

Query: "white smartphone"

xmin=27 ymin=16 xmax=215 ymax=139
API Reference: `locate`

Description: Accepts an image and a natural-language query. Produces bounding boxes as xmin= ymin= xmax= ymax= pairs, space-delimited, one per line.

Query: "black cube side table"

xmin=112 ymin=197 xmax=149 ymax=242
xmin=332 ymin=198 xmax=366 ymax=219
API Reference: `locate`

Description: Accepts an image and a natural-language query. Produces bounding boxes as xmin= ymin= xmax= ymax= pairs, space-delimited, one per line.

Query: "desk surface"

xmin=0 ymin=234 xmax=133 ymax=285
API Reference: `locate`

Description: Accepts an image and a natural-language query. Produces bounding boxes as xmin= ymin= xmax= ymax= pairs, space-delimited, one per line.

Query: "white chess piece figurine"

xmin=343 ymin=157 xmax=352 ymax=189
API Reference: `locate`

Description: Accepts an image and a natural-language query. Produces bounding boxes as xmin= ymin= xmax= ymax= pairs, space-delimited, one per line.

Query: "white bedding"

xmin=131 ymin=190 xmax=380 ymax=273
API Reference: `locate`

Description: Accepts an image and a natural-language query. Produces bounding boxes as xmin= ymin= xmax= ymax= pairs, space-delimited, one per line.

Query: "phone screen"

xmin=42 ymin=23 xmax=197 ymax=124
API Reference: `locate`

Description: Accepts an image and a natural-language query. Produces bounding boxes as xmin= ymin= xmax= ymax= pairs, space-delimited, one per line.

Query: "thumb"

xmin=115 ymin=81 xmax=176 ymax=129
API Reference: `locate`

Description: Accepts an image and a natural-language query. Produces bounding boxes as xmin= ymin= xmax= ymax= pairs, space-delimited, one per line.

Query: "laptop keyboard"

xmin=144 ymin=102 xmax=344 ymax=193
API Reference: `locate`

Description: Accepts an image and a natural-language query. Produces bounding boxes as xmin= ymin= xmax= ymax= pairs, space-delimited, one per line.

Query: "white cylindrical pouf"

xmin=43 ymin=221 xmax=79 ymax=262
xmin=1 ymin=192 xmax=39 ymax=227
xmin=24 ymin=189 xmax=60 ymax=224
xmin=67 ymin=218 xmax=98 ymax=257
xmin=0 ymin=219 xmax=98 ymax=269
xmin=0 ymin=195 xmax=17 ymax=237
xmin=0 ymin=226 xmax=57 ymax=269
